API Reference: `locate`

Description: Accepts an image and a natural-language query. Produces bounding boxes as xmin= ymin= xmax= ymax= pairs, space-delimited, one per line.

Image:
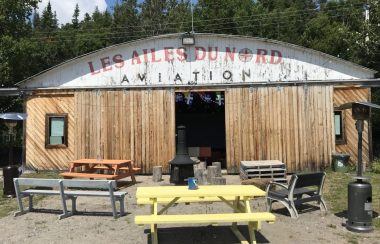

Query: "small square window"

xmin=45 ymin=114 xmax=68 ymax=148
xmin=334 ymin=110 xmax=345 ymax=144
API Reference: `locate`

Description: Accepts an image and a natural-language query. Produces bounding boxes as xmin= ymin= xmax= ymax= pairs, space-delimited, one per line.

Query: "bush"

xmin=371 ymin=158 xmax=380 ymax=174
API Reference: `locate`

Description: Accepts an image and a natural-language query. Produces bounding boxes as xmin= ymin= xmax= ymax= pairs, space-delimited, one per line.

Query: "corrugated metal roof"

xmin=16 ymin=33 xmax=377 ymax=87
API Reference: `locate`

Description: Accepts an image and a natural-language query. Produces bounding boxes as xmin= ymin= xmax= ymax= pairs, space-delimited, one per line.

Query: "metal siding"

xmin=20 ymin=35 xmax=374 ymax=89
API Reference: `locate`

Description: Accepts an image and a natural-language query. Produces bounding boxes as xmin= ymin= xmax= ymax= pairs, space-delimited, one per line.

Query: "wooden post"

xmin=207 ymin=166 xmax=218 ymax=184
xmin=152 ymin=166 xmax=162 ymax=182
xmin=194 ymin=168 xmax=204 ymax=185
xmin=212 ymin=162 xmax=222 ymax=177
xmin=202 ymin=170 xmax=208 ymax=185
xmin=198 ymin=161 xmax=206 ymax=170
xmin=210 ymin=177 xmax=226 ymax=185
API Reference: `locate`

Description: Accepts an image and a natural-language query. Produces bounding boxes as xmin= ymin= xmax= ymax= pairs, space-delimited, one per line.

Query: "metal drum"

xmin=346 ymin=180 xmax=373 ymax=232
xmin=3 ymin=165 xmax=19 ymax=197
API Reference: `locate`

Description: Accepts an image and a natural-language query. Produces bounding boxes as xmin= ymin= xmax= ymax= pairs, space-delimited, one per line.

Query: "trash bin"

xmin=332 ymin=153 xmax=350 ymax=172
xmin=3 ymin=165 xmax=19 ymax=197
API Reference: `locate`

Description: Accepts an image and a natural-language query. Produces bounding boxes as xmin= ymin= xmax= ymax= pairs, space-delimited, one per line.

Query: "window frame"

xmin=334 ymin=110 xmax=346 ymax=145
xmin=45 ymin=113 xmax=68 ymax=149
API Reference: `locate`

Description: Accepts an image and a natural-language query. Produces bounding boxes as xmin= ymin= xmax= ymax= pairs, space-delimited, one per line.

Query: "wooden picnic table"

xmin=60 ymin=159 xmax=140 ymax=183
xmin=135 ymin=185 xmax=275 ymax=244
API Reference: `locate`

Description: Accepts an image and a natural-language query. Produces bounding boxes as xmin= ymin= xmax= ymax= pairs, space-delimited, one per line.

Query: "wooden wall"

xmin=25 ymin=86 xmax=368 ymax=174
xmin=25 ymin=93 xmax=75 ymax=170
xmin=74 ymin=89 xmax=175 ymax=173
xmin=225 ymin=86 xmax=334 ymax=173
xmin=334 ymin=88 xmax=370 ymax=167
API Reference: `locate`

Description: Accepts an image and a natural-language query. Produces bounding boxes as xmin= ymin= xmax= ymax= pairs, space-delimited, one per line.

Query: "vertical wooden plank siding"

xmin=334 ymin=88 xmax=370 ymax=167
xmin=25 ymin=94 xmax=75 ymax=170
xmin=74 ymin=89 xmax=175 ymax=174
xmin=225 ymin=86 xmax=334 ymax=173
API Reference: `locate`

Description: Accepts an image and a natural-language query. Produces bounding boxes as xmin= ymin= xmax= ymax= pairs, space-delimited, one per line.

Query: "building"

xmin=16 ymin=33 xmax=377 ymax=173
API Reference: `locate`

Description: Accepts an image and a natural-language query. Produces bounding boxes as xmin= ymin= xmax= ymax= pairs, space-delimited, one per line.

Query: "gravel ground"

xmin=0 ymin=175 xmax=379 ymax=244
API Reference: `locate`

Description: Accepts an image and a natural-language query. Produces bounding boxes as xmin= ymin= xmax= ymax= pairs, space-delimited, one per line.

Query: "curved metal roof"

xmin=16 ymin=33 xmax=377 ymax=87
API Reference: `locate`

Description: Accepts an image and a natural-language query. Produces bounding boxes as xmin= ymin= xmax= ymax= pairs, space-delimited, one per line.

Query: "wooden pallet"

xmin=240 ymin=160 xmax=287 ymax=183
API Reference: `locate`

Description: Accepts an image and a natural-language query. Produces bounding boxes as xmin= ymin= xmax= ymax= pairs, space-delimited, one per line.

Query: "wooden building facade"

xmin=18 ymin=34 xmax=377 ymax=174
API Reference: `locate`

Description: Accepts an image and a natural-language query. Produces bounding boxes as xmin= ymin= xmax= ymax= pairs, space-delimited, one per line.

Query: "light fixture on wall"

xmin=182 ymin=32 xmax=195 ymax=45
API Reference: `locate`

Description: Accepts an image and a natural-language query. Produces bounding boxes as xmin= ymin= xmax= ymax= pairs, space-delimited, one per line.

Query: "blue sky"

xmin=39 ymin=0 xmax=198 ymax=25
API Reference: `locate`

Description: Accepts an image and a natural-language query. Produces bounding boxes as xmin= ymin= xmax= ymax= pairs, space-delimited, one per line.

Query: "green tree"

xmin=112 ymin=0 xmax=140 ymax=43
xmin=39 ymin=2 xmax=58 ymax=32
xmin=72 ymin=3 xmax=80 ymax=29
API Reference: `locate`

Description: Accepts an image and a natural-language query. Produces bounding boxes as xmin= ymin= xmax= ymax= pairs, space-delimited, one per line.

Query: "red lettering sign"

xmin=164 ymin=47 xmax=174 ymax=62
xmin=176 ymin=47 xmax=187 ymax=62
xmin=151 ymin=49 xmax=162 ymax=62
xmin=143 ymin=49 xmax=149 ymax=63
xmin=88 ymin=61 xmax=100 ymax=75
xmin=225 ymin=47 xmax=235 ymax=61
xmin=113 ymin=54 xmax=124 ymax=68
xmin=256 ymin=49 xmax=267 ymax=64
xmin=196 ymin=47 xmax=206 ymax=60
xmin=132 ymin=50 xmax=141 ymax=65
xmin=208 ymin=47 xmax=218 ymax=61
xmin=270 ymin=50 xmax=282 ymax=64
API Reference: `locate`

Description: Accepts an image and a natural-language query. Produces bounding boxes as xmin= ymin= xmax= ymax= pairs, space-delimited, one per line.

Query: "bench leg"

xmin=274 ymin=199 xmax=298 ymax=219
xmin=28 ymin=195 xmax=34 ymax=211
xmin=109 ymin=195 xmax=118 ymax=218
xmin=230 ymin=225 xmax=250 ymax=244
xmin=151 ymin=224 xmax=158 ymax=244
xmin=118 ymin=196 xmax=125 ymax=216
xmin=14 ymin=195 xmax=29 ymax=217
xmin=70 ymin=196 xmax=77 ymax=213
xmin=319 ymin=198 xmax=327 ymax=212
xmin=248 ymin=221 xmax=257 ymax=244
xmin=266 ymin=198 xmax=273 ymax=212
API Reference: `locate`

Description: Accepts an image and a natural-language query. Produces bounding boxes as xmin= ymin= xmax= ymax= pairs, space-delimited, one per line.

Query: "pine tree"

xmin=72 ymin=4 xmax=80 ymax=29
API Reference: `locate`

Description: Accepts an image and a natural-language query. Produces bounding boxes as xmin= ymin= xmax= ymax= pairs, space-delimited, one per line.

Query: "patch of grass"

xmin=371 ymin=158 xmax=380 ymax=174
xmin=0 ymin=171 xmax=61 ymax=218
xmin=374 ymin=218 xmax=380 ymax=228
xmin=324 ymin=170 xmax=380 ymax=230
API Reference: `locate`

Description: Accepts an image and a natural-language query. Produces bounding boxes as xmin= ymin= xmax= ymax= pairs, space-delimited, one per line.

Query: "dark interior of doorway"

xmin=175 ymin=91 xmax=226 ymax=168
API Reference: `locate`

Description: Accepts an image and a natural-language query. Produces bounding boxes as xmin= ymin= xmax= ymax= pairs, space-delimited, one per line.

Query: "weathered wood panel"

xmin=225 ymin=86 xmax=334 ymax=173
xmin=74 ymin=89 xmax=175 ymax=173
xmin=25 ymin=94 xmax=75 ymax=170
xmin=334 ymin=88 xmax=370 ymax=167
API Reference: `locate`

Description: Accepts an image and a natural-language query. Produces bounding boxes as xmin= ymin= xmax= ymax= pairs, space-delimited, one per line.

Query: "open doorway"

xmin=175 ymin=91 xmax=226 ymax=168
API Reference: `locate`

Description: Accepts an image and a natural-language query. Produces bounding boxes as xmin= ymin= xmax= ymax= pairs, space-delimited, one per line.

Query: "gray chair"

xmin=265 ymin=172 xmax=327 ymax=218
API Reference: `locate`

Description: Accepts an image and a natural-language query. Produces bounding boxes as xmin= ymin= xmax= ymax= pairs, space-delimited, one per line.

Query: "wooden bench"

xmin=265 ymin=172 xmax=327 ymax=218
xmin=60 ymin=168 xmax=141 ymax=180
xmin=137 ymin=196 xmax=239 ymax=205
xmin=13 ymin=178 xmax=127 ymax=219
xmin=60 ymin=172 xmax=119 ymax=180
xmin=135 ymin=212 xmax=275 ymax=244
xmin=135 ymin=212 xmax=276 ymax=225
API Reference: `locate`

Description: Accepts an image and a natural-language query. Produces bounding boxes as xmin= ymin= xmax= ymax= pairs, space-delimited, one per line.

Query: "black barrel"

xmin=3 ymin=165 xmax=19 ymax=197
xmin=346 ymin=180 xmax=373 ymax=232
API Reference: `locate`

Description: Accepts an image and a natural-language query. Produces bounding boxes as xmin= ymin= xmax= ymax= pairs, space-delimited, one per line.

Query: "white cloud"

xmin=37 ymin=0 xmax=108 ymax=25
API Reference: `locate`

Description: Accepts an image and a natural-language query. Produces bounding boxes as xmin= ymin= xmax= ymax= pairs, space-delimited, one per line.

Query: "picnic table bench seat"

xmin=137 ymin=196 xmax=240 ymax=205
xmin=60 ymin=172 xmax=119 ymax=180
xmin=266 ymin=171 xmax=327 ymax=218
xmin=14 ymin=178 xmax=127 ymax=219
xmin=135 ymin=212 xmax=276 ymax=225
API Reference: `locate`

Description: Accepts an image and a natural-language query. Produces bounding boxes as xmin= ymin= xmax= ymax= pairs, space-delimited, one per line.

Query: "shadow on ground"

xmin=28 ymin=208 xmax=130 ymax=218
xmin=270 ymin=203 xmax=322 ymax=218
xmin=143 ymin=225 xmax=270 ymax=244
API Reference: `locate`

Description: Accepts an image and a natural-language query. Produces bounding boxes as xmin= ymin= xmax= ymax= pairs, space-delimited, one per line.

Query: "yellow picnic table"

xmin=135 ymin=185 xmax=275 ymax=244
